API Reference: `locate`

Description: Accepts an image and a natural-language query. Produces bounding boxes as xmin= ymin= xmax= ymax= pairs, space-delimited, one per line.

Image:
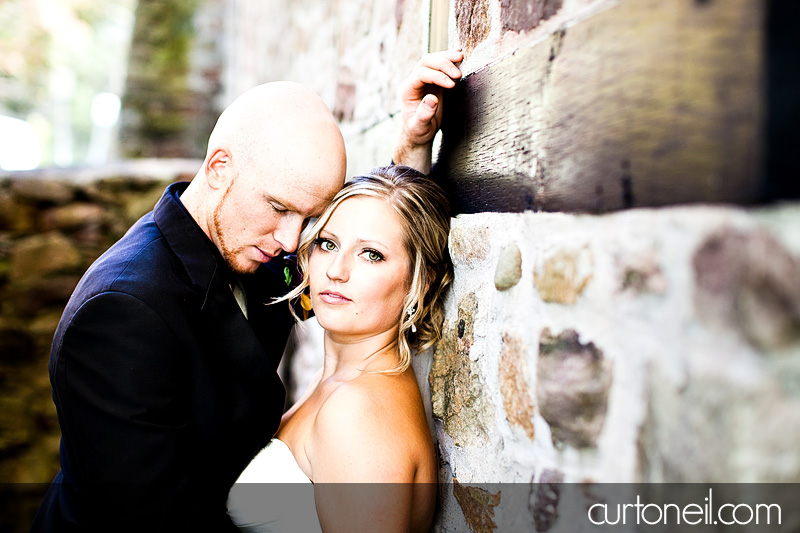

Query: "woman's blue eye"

xmin=319 ymin=239 xmax=336 ymax=251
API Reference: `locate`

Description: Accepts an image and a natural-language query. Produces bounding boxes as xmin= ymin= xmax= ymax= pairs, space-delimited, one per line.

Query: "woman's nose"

xmin=325 ymin=251 xmax=350 ymax=282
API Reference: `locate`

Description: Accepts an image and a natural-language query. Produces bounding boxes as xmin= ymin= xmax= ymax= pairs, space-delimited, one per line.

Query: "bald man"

xmin=31 ymin=50 xmax=462 ymax=532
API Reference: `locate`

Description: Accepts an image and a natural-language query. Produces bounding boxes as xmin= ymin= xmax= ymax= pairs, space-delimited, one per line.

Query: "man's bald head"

xmin=182 ymin=82 xmax=348 ymax=273
xmin=207 ymin=81 xmax=346 ymax=185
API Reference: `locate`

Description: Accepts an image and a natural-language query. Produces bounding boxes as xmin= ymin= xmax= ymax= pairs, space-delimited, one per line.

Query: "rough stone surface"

xmin=123 ymin=185 xmax=170 ymax=224
xmin=333 ymin=73 xmax=357 ymax=123
xmin=536 ymin=328 xmax=612 ymax=449
xmin=455 ymin=0 xmax=492 ymax=54
xmin=533 ymin=248 xmax=593 ymax=304
xmin=10 ymin=180 xmax=75 ymax=205
xmin=218 ymin=0 xmax=426 ymax=174
xmin=9 ymin=233 xmax=83 ymax=282
xmin=449 ymin=224 xmax=491 ymax=267
xmin=451 ymin=478 xmax=501 ymax=533
xmin=435 ymin=0 xmax=764 ymax=214
xmin=618 ymin=250 xmax=667 ymax=294
xmin=4 ymin=276 xmax=81 ymax=317
xmin=0 ymin=326 xmax=37 ymax=364
xmin=499 ymin=331 xmax=535 ymax=440
xmin=40 ymin=204 xmax=110 ymax=233
xmin=0 ymin=190 xmax=15 ymax=231
xmin=6 ymin=202 xmax=38 ymax=235
xmin=0 ymin=170 xmax=179 ymax=492
xmin=429 ymin=292 xmax=493 ymax=447
xmin=693 ymin=227 xmax=800 ymax=350
xmin=402 ymin=206 xmax=800 ymax=525
xmin=493 ymin=243 xmax=522 ymax=290
xmin=500 ymin=0 xmax=562 ymax=33
xmin=636 ymin=346 xmax=800 ymax=483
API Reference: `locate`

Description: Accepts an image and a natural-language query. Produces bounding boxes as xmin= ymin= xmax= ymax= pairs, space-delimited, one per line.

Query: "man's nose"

xmin=273 ymin=217 xmax=303 ymax=253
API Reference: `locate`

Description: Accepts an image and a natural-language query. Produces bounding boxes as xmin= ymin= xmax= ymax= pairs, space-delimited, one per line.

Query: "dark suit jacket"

xmin=31 ymin=182 xmax=294 ymax=532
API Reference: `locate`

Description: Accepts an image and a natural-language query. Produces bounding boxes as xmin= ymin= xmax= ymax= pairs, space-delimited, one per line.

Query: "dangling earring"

xmin=407 ymin=304 xmax=417 ymax=333
xmin=300 ymin=289 xmax=313 ymax=321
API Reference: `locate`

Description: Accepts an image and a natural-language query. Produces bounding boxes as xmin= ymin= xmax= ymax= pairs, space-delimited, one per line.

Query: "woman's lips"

xmin=318 ymin=291 xmax=352 ymax=304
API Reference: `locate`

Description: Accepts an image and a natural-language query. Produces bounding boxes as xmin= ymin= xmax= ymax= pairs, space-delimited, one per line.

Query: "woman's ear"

xmin=204 ymin=148 xmax=233 ymax=190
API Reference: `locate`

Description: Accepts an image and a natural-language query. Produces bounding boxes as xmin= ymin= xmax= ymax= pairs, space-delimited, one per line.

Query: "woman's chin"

xmin=314 ymin=315 xmax=351 ymax=335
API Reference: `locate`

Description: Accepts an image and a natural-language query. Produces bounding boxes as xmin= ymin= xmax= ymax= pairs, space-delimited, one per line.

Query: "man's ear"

xmin=205 ymin=148 xmax=232 ymax=190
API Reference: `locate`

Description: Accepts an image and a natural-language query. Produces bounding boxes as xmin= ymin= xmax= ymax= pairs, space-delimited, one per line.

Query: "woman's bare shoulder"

xmin=308 ymin=372 xmax=428 ymax=482
xmin=319 ymin=373 xmax=410 ymax=428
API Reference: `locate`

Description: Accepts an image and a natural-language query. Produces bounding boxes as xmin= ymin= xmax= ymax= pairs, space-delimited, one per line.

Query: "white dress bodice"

xmin=227 ymin=439 xmax=322 ymax=533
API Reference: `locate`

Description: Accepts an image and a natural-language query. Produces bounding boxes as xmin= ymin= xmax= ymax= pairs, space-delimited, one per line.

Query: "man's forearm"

xmin=392 ymin=50 xmax=463 ymax=174
xmin=392 ymin=136 xmax=433 ymax=174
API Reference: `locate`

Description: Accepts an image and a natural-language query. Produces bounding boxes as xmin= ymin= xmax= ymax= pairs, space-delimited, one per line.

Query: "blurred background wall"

xmin=1 ymin=0 xmax=799 ymax=531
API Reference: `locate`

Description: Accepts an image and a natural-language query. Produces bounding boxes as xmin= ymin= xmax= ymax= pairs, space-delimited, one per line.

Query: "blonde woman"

xmin=228 ymin=165 xmax=453 ymax=532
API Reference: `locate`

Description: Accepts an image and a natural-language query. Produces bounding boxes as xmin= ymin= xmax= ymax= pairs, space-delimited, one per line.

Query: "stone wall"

xmin=0 ymin=161 xmax=198 ymax=525
xmin=218 ymin=0 xmax=431 ymax=176
xmin=432 ymin=206 xmax=800 ymax=530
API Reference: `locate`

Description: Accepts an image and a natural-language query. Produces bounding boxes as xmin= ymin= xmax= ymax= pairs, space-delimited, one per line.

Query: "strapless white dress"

xmin=227 ymin=439 xmax=322 ymax=533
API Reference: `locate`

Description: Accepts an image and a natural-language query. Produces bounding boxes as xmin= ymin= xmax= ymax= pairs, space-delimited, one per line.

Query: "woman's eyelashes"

xmin=315 ymin=237 xmax=337 ymax=252
xmin=361 ymin=249 xmax=384 ymax=262
xmin=313 ymin=238 xmax=385 ymax=263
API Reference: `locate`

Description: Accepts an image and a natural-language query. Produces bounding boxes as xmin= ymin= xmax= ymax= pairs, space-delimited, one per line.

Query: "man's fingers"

xmin=406 ymin=66 xmax=458 ymax=92
xmin=419 ymin=49 xmax=463 ymax=74
xmin=417 ymin=59 xmax=461 ymax=80
xmin=418 ymin=49 xmax=464 ymax=71
xmin=404 ymin=50 xmax=463 ymax=92
xmin=414 ymin=95 xmax=439 ymax=126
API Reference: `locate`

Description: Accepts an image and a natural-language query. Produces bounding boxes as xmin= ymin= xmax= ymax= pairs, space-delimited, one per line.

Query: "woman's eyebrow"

xmin=355 ymin=239 xmax=396 ymax=257
xmin=355 ymin=238 xmax=388 ymax=249
xmin=319 ymin=231 xmax=389 ymax=251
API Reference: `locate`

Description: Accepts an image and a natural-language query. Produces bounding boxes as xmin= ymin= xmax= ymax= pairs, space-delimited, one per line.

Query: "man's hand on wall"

xmin=393 ymin=49 xmax=463 ymax=174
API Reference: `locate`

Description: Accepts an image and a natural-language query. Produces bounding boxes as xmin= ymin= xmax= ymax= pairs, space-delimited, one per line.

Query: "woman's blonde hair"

xmin=278 ymin=165 xmax=453 ymax=374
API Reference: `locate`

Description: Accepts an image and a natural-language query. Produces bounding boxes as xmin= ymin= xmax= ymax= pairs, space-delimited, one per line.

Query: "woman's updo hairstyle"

xmin=279 ymin=165 xmax=453 ymax=374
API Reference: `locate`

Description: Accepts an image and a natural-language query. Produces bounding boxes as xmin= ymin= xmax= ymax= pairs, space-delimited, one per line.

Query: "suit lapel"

xmin=241 ymin=258 xmax=297 ymax=372
xmin=153 ymin=182 xmax=284 ymax=387
xmin=201 ymin=270 xmax=275 ymax=387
